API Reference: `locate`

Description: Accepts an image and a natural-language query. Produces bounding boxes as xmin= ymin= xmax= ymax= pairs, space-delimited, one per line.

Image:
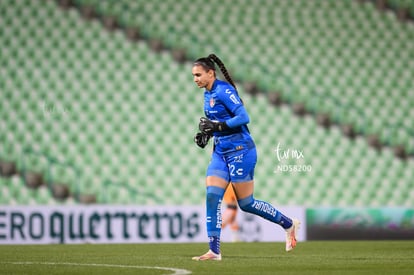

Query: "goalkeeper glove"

xmin=194 ymin=132 xmax=210 ymax=148
xmin=199 ymin=117 xmax=229 ymax=135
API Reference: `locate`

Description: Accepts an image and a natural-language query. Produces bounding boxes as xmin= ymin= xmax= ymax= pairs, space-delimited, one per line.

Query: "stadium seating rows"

xmin=0 ymin=0 xmax=413 ymax=206
xmin=387 ymin=0 xmax=414 ymax=17
xmin=72 ymin=0 xmax=414 ymax=154
xmin=0 ymin=175 xmax=77 ymax=205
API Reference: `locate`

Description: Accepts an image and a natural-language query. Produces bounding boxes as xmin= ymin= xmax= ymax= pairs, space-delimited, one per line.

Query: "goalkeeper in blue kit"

xmin=192 ymin=54 xmax=300 ymax=261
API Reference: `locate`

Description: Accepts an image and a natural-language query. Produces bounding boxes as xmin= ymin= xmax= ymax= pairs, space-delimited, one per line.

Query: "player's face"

xmin=192 ymin=65 xmax=215 ymax=90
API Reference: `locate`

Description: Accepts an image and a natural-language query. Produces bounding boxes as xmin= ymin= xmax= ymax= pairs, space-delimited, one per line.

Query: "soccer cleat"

xmin=285 ymin=218 xmax=300 ymax=252
xmin=192 ymin=250 xmax=222 ymax=261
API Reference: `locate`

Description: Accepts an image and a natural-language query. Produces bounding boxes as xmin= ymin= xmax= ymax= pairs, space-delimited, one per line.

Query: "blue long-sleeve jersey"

xmin=204 ymin=79 xmax=255 ymax=154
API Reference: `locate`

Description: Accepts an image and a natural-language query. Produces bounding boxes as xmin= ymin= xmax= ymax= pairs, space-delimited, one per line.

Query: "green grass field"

xmin=1 ymin=241 xmax=413 ymax=274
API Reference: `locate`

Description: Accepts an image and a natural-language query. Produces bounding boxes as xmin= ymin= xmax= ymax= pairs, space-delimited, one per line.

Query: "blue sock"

xmin=206 ymin=186 xmax=225 ymax=254
xmin=238 ymin=195 xmax=293 ymax=229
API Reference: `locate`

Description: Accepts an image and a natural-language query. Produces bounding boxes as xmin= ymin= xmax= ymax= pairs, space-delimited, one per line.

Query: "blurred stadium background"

xmin=0 ymin=0 xmax=413 ymax=210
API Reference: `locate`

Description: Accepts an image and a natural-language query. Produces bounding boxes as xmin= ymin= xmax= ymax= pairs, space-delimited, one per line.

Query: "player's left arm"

xmin=199 ymin=88 xmax=249 ymax=135
xmin=225 ymin=104 xmax=249 ymax=128
xmin=218 ymin=87 xmax=250 ymax=128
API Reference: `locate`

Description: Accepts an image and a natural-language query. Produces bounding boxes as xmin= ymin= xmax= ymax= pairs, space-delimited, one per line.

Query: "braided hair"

xmin=194 ymin=54 xmax=237 ymax=90
xmin=208 ymin=54 xmax=237 ymax=90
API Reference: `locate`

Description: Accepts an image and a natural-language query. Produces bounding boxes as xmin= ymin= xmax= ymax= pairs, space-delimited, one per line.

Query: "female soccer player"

xmin=192 ymin=54 xmax=300 ymax=261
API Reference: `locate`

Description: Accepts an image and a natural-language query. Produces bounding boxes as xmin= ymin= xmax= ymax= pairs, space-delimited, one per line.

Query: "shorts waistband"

xmin=214 ymin=137 xmax=255 ymax=151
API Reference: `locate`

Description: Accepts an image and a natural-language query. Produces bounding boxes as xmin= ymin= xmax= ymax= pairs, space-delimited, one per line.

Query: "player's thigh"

xmin=227 ymin=147 xmax=257 ymax=184
xmin=206 ymin=151 xmax=230 ymax=188
xmin=232 ymin=181 xmax=254 ymax=200
xmin=227 ymin=148 xmax=257 ymax=200
xmin=206 ymin=176 xmax=228 ymax=189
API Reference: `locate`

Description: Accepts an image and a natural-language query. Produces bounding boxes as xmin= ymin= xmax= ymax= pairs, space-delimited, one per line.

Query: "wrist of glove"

xmin=194 ymin=132 xmax=210 ymax=148
xmin=199 ymin=117 xmax=230 ymax=135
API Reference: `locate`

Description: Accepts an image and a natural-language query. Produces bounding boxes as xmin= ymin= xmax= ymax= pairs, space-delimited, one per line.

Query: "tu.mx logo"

xmin=274 ymin=142 xmax=311 ymax=173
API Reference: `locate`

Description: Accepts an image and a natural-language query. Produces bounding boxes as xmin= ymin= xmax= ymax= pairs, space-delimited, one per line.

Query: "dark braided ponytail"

xmin=208 ymin=54 xmax=237 ymax=90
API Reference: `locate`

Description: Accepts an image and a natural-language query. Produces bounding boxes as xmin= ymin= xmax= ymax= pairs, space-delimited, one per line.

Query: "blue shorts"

xmin=206 ymin=147 xmax=257 ymax=183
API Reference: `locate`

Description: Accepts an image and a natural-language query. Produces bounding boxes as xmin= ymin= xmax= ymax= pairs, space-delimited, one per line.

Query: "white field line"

xmin=3 ymin=261 xmax=192 ymax=275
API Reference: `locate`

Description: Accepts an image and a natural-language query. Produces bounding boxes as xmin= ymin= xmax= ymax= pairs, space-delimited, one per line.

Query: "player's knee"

xmin=206 ymin=186 xmax=225 ymax=205
xmin=237 ymin=195 xmax=255 ymax=213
